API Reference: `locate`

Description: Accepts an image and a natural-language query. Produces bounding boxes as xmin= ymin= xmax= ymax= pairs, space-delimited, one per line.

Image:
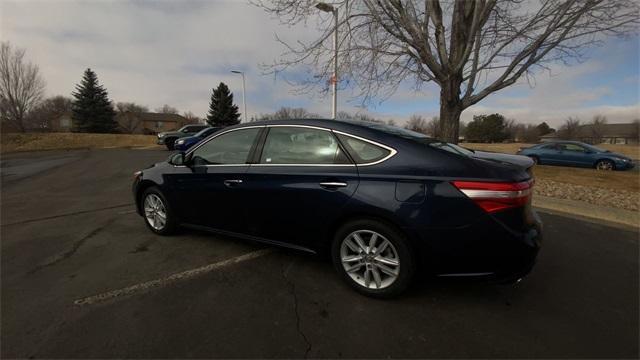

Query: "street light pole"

xmin=315 ymin=2 xmax=338 ymax=119
xmin=230 ymin=70 xmax=247 ymax=122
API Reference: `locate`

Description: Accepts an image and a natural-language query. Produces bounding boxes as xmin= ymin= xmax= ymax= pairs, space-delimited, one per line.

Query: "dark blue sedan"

xmin=517 ymin=141 xmax=634 ymax=170
xmin=133 ymin=119 xmax=541 ymax=297
xmin=173 ymin=127 xmax=223 ymax=151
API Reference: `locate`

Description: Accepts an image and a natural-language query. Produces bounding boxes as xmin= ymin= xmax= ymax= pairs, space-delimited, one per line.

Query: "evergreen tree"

xmin=206 ymin=82 xmax=240 ymax=126
xmin=71 ymin=68 xmax=117 ymax=133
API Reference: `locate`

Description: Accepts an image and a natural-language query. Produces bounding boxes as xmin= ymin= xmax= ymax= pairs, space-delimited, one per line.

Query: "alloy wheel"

xmin=596 ymin=160 xmax=614 ymax=170
xmin=144 ymin=193 xmax=167 ymax=230
xmin=340 ymin=230 xmax=400 ymax=289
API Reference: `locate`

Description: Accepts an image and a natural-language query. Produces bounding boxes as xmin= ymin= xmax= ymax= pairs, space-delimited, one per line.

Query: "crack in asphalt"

xmin=1 ymin=203 xmax=133 ymax=227
xmin=281 ymin=261 xmax=312 ymax=359
xmin=27 ymin=218 xmax=116 ymax=275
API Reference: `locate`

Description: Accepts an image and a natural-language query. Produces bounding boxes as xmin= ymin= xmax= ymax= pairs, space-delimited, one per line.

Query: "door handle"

xmin=319 ymin=181 xmax=347 ymax=189
xmin=224 ymin=179 xmax=243 ymax=187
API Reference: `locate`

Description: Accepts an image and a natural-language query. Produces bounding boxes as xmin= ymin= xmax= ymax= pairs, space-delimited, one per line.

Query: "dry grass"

xmin=532 ymin=165 xmax=639 ymax=193
xmin=1 ymin=132 xmax=159 ymax=153
xmin=461 ymin=142 xmax=640 ymax=159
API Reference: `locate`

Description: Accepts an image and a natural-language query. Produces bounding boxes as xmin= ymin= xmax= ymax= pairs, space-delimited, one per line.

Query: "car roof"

xmin=229 ymin=118 xmax=433 ymax=146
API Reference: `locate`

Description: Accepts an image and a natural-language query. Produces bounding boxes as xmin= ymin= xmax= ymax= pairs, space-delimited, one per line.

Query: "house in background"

xmin=540 ymin=123 xmax=639 ymax=145
xmin=50 ymin=113 xmax=74 ymax=132
xmin=116 ymin=112 xmax=191 ymax=134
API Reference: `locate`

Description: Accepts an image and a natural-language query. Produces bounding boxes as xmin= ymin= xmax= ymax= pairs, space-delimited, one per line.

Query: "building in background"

xmin=540 ymin=123 xmax=639 ymax=145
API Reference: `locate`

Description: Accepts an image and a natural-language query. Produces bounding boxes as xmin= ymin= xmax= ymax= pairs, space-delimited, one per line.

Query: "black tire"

xmin=165 ymin=138 xmax=176 ymax=150
xmin=140 ymin=187 xmax=178 ymax=235
xmin=529 ymin=155 xmax=540 ymax=165
xmin=331 ymin=219 xmax=415 ymax=298
xmin=595 ymin=159 xmax=615 ymax=171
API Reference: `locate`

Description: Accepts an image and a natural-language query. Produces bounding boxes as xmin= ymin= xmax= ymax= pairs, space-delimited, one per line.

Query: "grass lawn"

xmin=1 ymin=132 xmax=159 ymax=153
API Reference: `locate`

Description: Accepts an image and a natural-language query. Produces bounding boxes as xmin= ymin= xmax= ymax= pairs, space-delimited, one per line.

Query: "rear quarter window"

xmin=336 ymin=133 xmax=392 ymax=164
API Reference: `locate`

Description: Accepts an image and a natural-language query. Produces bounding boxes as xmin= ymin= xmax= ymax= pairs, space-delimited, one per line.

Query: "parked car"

xmin=517 ymin=141 xmax=634 ymax=170
xmin=157 ymin=124 xmax=209 ymax=150
xmin=174 ymin=127 xmax=223 ymax=151
xmin=133 ymin=119 xmax=541 ymax=298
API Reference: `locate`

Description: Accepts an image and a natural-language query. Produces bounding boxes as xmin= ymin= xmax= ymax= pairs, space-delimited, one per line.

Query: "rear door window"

xmin=259 ymin=127 xmax=351 ymax=165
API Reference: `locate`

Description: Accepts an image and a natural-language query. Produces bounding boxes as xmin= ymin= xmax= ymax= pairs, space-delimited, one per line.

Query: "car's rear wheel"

xmin=529 ymin=155 xmax=540 ymax=165
xmin=331 ymin=219 xmax=415 ymax=298
xmin=141 ymin=187 xmax=177 ymax=235
xmin=165 ymin=138 xmax=176 ymax=150
xmin=595 ymin=159 xmax=615 ymax=171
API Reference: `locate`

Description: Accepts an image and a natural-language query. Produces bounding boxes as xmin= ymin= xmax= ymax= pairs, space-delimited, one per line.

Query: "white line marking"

xmin=118 ymin=209 xmax=137 ymax=215
xmin=74 ymin=249 xmax=272 ymax=306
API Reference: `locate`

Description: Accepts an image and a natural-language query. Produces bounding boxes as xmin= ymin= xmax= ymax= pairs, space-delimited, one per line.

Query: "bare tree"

xmin=182 ymin=111 xmax=203 ymax=124
xmin=0 ymin=42 xmax=46 ymax=132
xmin=116 ymin=102 xmax=148 ymax=114
xmin=405 ymin=114 xmax=429 ymax=134
xmin=338 ymin=110 xmax=385 ymax=123
xmin=156 ymin=104 xmax=179 ymax=114
xmin=589 ymin=114 xmax=607 ymax=144
xmin=254 ymin=0 xmax=639 ymax=143
xmin=425 ymin=116 xmax=441 ymax=138
xmin=26 ymin=95 xmax=72 ymax=131
xmin=116 ymin=102 xmax=149 ymax=133
xmin=255 ymin=106 xmax=318 ymax=121
xmin=558 ymin=116 xmax=581 ymax=140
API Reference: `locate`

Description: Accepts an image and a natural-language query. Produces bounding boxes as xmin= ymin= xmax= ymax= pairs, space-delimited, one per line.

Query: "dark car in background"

xmin=174 ymin=127 xmax=223 ymax=151
xmin=133 ymin=119 xmax=542 ymax=298
xmin=157 ymin=124 xmax=209 ymax=150
xmin=517 ymin=141 xmax=634 ymax=170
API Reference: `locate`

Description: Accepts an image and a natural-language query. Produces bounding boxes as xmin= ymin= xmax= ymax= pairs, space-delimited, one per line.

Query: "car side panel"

xmin=242 ymin=165 xmax=359 ymax=250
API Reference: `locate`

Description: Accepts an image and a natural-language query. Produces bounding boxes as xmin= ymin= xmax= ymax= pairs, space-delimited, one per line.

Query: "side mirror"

xmin=169 ymin=152 xmax=186 ymax=166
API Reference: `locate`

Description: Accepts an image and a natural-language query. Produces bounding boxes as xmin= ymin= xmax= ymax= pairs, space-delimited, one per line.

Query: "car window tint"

xmin=190 ymin=128 xmax=260 ymax=165
xmin=336 ymin=134 xmax=391 ymax=164
xmin=260 ymin=127 xmax=350 ymax=165
xmin=541 ymin=144 xmax=557 ymax=149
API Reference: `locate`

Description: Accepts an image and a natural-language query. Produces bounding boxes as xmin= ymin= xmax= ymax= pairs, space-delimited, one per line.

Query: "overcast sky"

xmin=1 ymin=0 xmax=638 ymax=127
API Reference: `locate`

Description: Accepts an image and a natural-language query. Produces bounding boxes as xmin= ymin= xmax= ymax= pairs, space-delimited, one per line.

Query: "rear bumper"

xmin=411 ymin=209 xmax=542 ymax=280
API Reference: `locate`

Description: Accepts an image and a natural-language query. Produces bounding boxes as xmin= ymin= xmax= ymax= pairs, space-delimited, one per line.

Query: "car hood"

xmin=601 ymin=151 xmax=632 ymax=161
xmin=157 ymin=131 xmax=183 ymax=138
xmin=471 ymin=150 xmax=535 ymax=170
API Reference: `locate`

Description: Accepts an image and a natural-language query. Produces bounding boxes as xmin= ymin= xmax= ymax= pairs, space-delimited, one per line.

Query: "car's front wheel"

xmin=331 ymin=219 xmax=415 ymax=298
xmin=595 ymin=159 xmax=615 ymax=171
xmin=141 ymin=187 xmax=177 ymax=235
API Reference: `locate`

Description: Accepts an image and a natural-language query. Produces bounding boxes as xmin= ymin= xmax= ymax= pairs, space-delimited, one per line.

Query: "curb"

xmin=533 ymin=195 xmax=639 ymax=229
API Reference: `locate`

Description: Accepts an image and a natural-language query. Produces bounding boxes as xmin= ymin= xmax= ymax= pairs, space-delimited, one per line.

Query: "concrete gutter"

xmin=533 ymin=195 xmax=639 ymax=230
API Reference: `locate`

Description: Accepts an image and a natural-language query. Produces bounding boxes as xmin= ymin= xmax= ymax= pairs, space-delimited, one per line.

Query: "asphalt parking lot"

xmin=1 ymin=148 xmax=638 ymax=358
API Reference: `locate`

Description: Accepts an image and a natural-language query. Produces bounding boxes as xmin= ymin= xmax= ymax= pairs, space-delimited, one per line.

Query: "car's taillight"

xmin=451 ymin=180 xmax=534 ymax=213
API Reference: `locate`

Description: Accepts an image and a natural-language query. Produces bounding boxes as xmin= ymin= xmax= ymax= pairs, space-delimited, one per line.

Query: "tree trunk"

xmin=438 ymin=81 xmax=463 ymax=144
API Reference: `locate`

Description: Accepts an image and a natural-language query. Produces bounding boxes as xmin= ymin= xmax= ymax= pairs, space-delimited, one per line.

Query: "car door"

xmin=558 ymin=143 xmax=591 ymax=167
xmin=242 ymin=126 xmax=359 ymax=251
xmin=166 ymin=127 xmax=263 ymax=233
xmin=537 ymin=143 xmax=563 ymax=164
